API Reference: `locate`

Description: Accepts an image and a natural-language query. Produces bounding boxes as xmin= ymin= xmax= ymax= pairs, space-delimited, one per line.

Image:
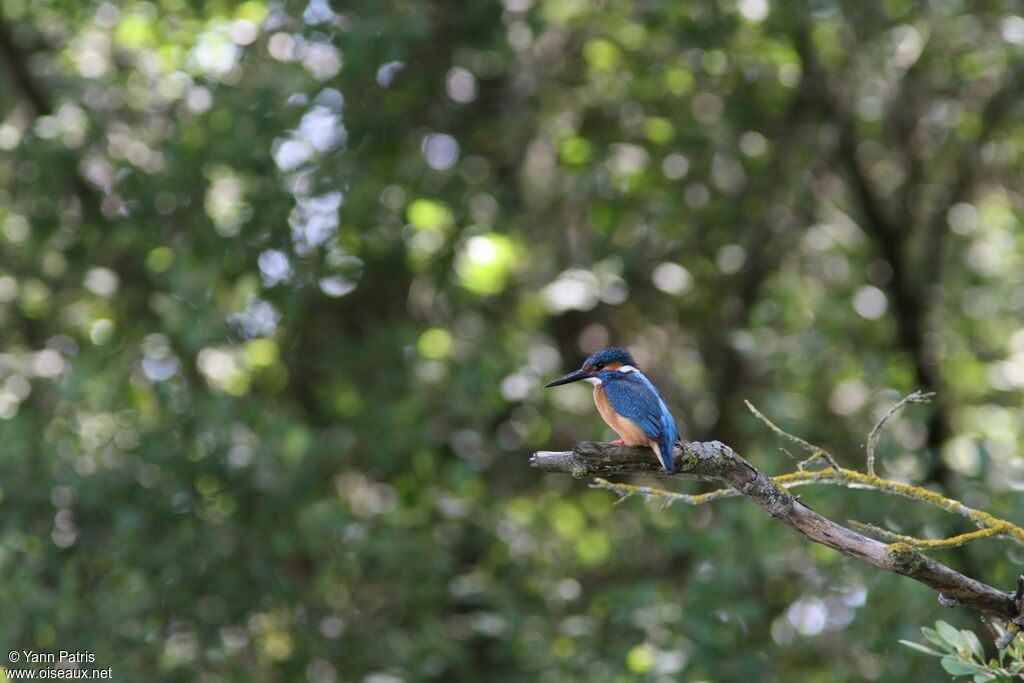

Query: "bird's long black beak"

xmin=544 ymin=368 xmax=590 ymax=388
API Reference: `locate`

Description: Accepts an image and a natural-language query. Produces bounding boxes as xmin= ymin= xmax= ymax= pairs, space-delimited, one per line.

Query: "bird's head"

xmin=543 ymin=347 xmax=639 ymax=387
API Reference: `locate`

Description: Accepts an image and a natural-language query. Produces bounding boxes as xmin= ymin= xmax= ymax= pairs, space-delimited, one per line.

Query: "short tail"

xmin=653 ymin=441 xmax=675 ymax=472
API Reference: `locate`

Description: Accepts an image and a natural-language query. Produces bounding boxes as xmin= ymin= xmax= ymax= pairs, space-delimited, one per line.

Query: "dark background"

xmin=2 ymin=0 xmax=1023 ymax=680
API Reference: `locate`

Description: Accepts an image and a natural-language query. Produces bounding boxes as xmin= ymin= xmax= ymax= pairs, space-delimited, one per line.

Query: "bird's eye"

xmin=593 ymin=363 xmax=604 ymax=370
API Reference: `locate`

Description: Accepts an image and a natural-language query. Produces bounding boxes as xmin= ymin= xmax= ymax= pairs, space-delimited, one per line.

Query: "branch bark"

xmin=530 ymin=440 xmax=1020 ymax=624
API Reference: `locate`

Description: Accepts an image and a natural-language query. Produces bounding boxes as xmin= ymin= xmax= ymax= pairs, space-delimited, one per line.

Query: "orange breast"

xmin=594 ymin=384 xmax=650 ymax=446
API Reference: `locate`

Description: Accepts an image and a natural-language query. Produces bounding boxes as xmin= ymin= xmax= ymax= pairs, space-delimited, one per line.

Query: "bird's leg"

xmin=610 ymin=439 xmax=626 ymax=445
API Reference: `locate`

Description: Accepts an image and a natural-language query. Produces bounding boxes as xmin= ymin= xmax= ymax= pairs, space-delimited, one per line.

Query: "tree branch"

xmin=591 ymin=466 xmax=1024 ymax=546
xmin=920 ymin=60 xmax=1024 ymax=286
xmin=0 ymin=12 xmax=52 ymax=116
xmin=0 ymin=10 xmax=105 ymax=223
xmin=530 ymin=440 xmax=1022 ymax=629
xmin=771 ymin=469 xmax=1024 ymax=545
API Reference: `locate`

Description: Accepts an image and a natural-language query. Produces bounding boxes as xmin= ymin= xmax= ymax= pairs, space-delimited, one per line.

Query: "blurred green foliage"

xmin=1 ymin=0 xmax=1024 ymax=680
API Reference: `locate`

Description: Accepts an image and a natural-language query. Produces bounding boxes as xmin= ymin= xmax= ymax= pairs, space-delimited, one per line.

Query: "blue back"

xmin=599 ymin=369 xmax=678 ymax=471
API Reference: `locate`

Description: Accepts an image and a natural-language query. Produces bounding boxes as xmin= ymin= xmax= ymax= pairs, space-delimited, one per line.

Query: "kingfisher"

xmin=544 ymin=347 xmax=679 ymax=472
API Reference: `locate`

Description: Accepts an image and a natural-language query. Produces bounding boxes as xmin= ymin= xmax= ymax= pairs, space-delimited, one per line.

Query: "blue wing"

xmin=600 ymin=371 xmax=679 ymax=471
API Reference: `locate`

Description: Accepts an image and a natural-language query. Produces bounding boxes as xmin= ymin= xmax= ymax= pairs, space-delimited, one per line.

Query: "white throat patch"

xmin=584 ymin=377 xmax=602 ymax=385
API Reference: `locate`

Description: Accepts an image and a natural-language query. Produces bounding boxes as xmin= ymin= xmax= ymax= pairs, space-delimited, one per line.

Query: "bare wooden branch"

xmin=530 ymin=440 xmax=1022 ymax=627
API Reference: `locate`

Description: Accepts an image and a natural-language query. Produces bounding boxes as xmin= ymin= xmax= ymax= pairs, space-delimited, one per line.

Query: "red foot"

xmin=610 ymin=439 xmax=626 ymax=445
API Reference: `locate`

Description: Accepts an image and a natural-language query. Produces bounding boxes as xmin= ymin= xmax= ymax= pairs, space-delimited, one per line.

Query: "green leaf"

xmin=962 ymin=629 xmax=985 ymax=661
xmin=938 ymin=621 xmax=967 ymax=649
xmin=941 ymin=656 xmax=985 ymax=676
xmin=899 ymin=639 xmax=945 ymax=657
xmin=972 ymin=673 xmax=995 ymax=683
xmin=923 ymin=626 xmax=956 ymax=652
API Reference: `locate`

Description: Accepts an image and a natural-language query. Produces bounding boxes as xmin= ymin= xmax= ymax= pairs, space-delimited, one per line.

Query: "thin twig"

xmin=591 ymin=478 xmax=735 ymax=507
xmin=744 ymin=400 xmax=839 ymax=470
xmin=866 ymin=391 xmax=936 ymax=476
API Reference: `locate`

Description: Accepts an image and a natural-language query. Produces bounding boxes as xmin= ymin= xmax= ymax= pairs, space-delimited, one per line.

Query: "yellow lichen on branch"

xmin=594 ymin=393 xmax=1024 ymax=550
xmin=851 ymin=521 xmax=1002 ymax=550
xmin=596 ymin=466 xmax=1024 ymax=547
xmin=772 ymin=468 xmax=1024 ymax=546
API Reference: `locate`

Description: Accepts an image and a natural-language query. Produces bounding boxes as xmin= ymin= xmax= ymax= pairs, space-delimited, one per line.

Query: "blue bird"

xmin=544 ymin=348 xmax=679 ymax=472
